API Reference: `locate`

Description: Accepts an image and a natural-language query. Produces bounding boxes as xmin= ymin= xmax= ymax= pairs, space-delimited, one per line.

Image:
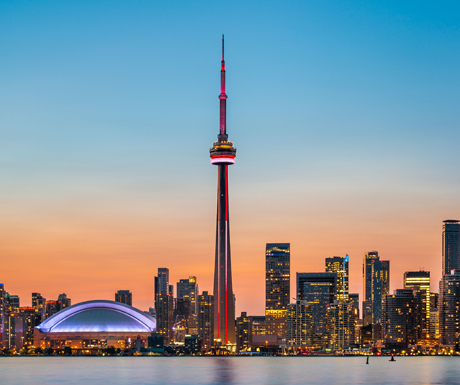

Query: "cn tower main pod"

xmin=210 ymin=35 xmax=236 ymax=346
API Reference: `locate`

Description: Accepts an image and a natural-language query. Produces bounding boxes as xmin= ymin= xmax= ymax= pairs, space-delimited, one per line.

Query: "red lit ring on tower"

xmin=210 ymin=154 xmax=236 ymax=164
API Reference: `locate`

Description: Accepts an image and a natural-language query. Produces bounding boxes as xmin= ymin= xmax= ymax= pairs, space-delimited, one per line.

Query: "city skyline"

xmin=1 ymin=1 xmax=460 ymax=315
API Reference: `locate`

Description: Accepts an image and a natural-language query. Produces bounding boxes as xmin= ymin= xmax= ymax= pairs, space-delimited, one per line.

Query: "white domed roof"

xmin=36 ymin=300 xmax=155 ymax=333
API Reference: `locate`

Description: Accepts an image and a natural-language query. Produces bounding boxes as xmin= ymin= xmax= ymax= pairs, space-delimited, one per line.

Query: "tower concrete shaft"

xmin=210 ymin=35 xmax=236 ymax=345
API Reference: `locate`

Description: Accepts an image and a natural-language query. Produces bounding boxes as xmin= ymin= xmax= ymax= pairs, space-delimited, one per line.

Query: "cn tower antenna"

xmin=222 ymin=34 xmax=225 ymax=60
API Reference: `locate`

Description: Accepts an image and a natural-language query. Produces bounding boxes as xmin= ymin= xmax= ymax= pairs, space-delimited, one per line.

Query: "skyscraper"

xmin=155 ymin=268 xmax=171 ymax=297
xmin=442 ymin=220 xmax=460 ymax=276
xmin=440 ymin=270 xmax=460 ymax=345
xmin=363 ymin=251 xmax=390 ymax=326
xmin=177 ymin=277 xmax=198 ymax=335
xmin=210 ymin=36 xmax=237 ymax=346
xmin=363 ymin=251 xmax=379 ymax=326
xmin=197 ymin=291 xmax=214 ymax=351
xmin=265 ymin=243 xmax=290 ymax=337
xmin=115 ymin=290 xmax=132 ymax=306
xmin=404 ymin=271 xmax=430 ymax=340
xmin=154 ymin=268 xmax=173 ymax=344
xmin=325 ymin=255 xmax=349 ymax=301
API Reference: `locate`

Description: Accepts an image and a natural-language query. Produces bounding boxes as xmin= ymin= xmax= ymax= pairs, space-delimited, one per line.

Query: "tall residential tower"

xmin=210 ymin=36 xmax=237 ymax=346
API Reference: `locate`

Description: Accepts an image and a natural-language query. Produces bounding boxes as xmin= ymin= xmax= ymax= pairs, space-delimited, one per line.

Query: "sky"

xmin=0 ymin=0 xmax=459 ymax=315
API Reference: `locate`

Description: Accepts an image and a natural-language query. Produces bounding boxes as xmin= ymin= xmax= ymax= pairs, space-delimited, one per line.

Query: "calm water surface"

xmin=1 ymin=356 xmax=459 ymax=384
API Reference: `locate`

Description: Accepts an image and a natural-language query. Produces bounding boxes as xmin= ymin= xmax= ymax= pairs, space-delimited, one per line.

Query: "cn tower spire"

xmin=219 ymin=34 xmax=227 ymax=142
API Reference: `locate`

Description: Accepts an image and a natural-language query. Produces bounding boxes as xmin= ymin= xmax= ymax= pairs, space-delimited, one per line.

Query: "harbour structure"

xmin=210 ymin=36 xmax=237 ymax=346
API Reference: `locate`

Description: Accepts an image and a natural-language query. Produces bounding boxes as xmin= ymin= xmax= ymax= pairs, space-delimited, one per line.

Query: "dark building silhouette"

xmin=443 ymin=220 xmax=460 ymax=276
xmin=115 ymin=290 xmax=132 ymax=306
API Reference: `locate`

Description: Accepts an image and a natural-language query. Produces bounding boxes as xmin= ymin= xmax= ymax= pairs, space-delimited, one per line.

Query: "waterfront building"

xmin=325 ymin=255 xmax=349 ymax=300
xmin=440 ymin=269 xmax=460 ymax=345
xmin=265 ymin=243 xmax=290 ymax=337
xmin=382 ymin=289 xmax=416 ymax=348
xmin=442 ymin=220 xmax=460 ymax=276
xmin=197 ymin=291 xmax=214 ymax=351
xmin=236 ymin=312 xmax=252 ymax=352
xmin=297 ymin=272 xmax=335 ymax=346
xmin=210 ymin=36 xmax=237 ymax=347
xmin=155 ymin=293 xmax=174 ymax=344
xmin=286 ymin=300 xmax=313 ymax=348
xmin=34 ymin=300 xmax=155 ymax=351
xmin=115 ymin=290 xmax=132 ymax=306
xmin=325 ymin=300 xmax=357 ymax=351
xmin=19 ymin=307 xmax=41 ymax=348
xmin=3 ymin=311 xmax=23 ymax=350
xmin=404 ymin=271 xmax=430 ymax=340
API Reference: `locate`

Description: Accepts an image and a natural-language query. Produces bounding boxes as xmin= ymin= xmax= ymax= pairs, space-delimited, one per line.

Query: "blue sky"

xmin=1 ymin=0 xmax=459 ymax=312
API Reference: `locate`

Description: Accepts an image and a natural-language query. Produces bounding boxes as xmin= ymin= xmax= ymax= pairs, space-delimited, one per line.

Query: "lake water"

xmin=1 ymin=356 xmax=459 ymax=384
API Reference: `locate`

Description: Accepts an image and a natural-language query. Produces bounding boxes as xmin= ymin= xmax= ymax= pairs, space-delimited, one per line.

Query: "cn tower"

xmin=210 ymin=35 xmax=236 ymax=346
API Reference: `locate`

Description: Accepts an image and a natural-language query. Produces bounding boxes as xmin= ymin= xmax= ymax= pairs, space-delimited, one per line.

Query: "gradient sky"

xmin=1 ymin=0 xmax=459 ymax=315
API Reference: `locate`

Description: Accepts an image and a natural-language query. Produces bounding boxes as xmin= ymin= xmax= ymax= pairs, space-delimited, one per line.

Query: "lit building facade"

xmin=265 ymin=243 xmax=290 ymax=337
xmin=440 ymin=270 xmax=460 ymax=345
xmin=325 ymin=300 xmax=357 ymax=351
xmin=325 ymin=256 xmax=349 ymax=300
xmin=363 ymin=251 xmax=390 ymax=326
xmin=382 ymin=289 xmax=416 ymax=347
xmin=197 ymin=291 xmax=214 ymax=351
xmin=297 ymin=272 xmax=335 ymax=346
xmin=154 ymin=268 xmax=173 ymax=344
xmin=286 ymin=300 xmax=313 ymax=348
xmin=236 ymin=312 xmax=252 ymax=352
xmin=210 ymin=36 xmax=237 ymax=346
xmin=250 ymin=316 xmax=267 ymax=337
xmin=404 ymin=271 xmax=430 ymax=340
xmin=176 ymin=277 xmax=198 ymax=335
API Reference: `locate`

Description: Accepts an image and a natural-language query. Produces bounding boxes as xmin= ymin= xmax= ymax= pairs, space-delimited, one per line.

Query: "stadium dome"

xmin=36 ymin=300 xmax=155 ymax=333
